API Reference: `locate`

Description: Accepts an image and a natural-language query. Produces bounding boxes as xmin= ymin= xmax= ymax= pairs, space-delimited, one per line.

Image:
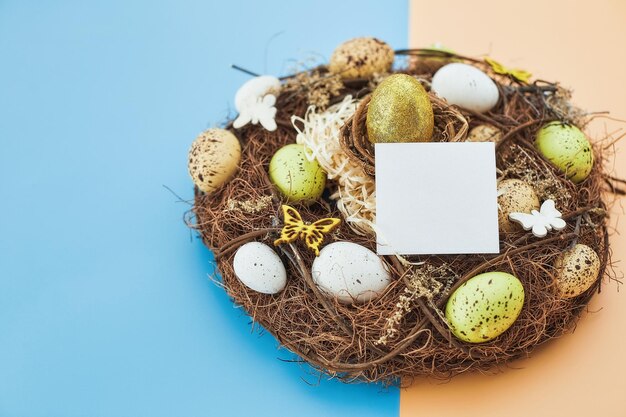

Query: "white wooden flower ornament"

xmin=509 ymin=199 xmax=566 ymax=238
xmin=233 ymin=75 xmax=280 ymax=132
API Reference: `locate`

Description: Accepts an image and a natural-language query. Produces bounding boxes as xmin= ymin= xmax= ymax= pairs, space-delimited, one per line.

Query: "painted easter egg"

xmin=328 ymin=37 xmax=394 ymax=79
xmin=554 ymin=244 xmax=600 ymax=298
xmin=445 ymin=271 xmax=525 ymax=343
xmin=467 ymin=124 xmax=503 ymax=143
xmin=366 ymin=74 xmax=434 ymax=143
xmin=233 ymin=242 xmax=287 ymax=294
xmin=431 ymin=63 xmax=499 ymax=113
xmin=534 ymin=121 xmax=594 ymax=183
xmin=497 ymin=179 xmax=540 ymax=233
xmin=188 ymin=128 xmax=241 ymax=194
xmin=311 ymin=242 xmax=391 ymax=304
xmin=268 ymin=144 xmax=326 ymax=204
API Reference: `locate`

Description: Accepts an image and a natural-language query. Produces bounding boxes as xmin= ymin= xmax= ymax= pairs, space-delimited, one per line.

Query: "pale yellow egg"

xmin=188 ymin=129 xmax=241 ymax=194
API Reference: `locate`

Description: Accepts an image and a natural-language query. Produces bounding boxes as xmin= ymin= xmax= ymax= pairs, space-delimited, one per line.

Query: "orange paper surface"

xmin=403 ymin=1 xmax=626 ymax=416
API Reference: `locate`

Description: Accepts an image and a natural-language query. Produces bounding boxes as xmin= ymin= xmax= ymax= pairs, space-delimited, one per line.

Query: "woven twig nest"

xmin=189 ymin=43 xmax=621 ymax=385
xmin=339 ymin=92 xmax=468 ymax=177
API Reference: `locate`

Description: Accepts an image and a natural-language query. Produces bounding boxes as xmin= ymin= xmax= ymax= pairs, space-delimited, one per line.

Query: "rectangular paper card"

xmin=375 ymin=142 xmax=499 ymax=255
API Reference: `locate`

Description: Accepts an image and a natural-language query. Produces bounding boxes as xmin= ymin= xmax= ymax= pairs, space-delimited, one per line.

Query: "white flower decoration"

xmin=233 ymin=75 xmax=280 ymax=132
xmin=509 ymin=199 xmax=567 ymax=238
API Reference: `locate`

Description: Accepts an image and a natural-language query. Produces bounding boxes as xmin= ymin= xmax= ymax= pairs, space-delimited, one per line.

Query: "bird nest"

xmin=189 ymin=46 xmax=622 ymax=385
xmin=339 ymin=92 xmax=469 ymax=177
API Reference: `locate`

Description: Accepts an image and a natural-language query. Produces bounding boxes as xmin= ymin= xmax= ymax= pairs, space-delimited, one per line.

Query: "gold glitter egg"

xmin=366 ymin=74 xmax=434 ymax=143
xmin=328 ymin=37 xmax=394 ymax=79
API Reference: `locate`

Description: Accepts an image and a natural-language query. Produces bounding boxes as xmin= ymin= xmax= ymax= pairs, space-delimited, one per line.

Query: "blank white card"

xmin=375 ymin=142 xmax=499 ymax=255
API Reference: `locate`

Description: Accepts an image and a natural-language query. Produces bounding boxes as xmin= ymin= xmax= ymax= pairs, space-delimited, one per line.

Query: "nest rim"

xmin=190 ymin=52 xmax=617 ymax=385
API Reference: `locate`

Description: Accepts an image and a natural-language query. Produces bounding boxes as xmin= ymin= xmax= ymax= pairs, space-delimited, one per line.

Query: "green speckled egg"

xmin=366 ymin=74 xmax=434 ymax=143
xmin=269 ymin=144 xmax=326 ymax=204
xmin=554 ymin=244 xmax=600 ymax=298
xmin=445 ymin=271 xmax=525 ymax=343
xmin=535 ymin=122 xmax=594 ymax=183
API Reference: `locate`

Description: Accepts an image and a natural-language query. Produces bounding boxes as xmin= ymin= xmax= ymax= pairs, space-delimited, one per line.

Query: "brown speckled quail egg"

xmin=554 ymin=244 xmax=600 ymax=298
xmin=497 ymin=179 xmax=540 ymax=233
xmin=328 ymin=37 xmax=394 ymax=79
xmin=467 ymin=124 xmax=503 ymax=143
xmin=188 ymin=128 xmax=241 ymax=194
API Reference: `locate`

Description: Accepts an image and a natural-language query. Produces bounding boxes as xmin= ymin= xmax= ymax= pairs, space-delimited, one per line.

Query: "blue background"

xmin=0 ymin=1 xmax=407 ymax=416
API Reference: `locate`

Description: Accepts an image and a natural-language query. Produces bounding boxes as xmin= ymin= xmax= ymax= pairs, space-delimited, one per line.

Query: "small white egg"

xmin=233 ymin=242 xmax=287 ymax=294
xmin=311 ymin=242 xmax=391 ymax=304
xmin=431 ymin=63 xmax=499 ymax=113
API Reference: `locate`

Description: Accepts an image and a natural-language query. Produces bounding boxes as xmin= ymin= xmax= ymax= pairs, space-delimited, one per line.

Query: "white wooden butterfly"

xmin=233 ymin=94 xmax=278 ymax=131
xmin=508 ymin=199 xmax=567 ymax=238
xmin=233 ymin=75 xmax=280 ymax=132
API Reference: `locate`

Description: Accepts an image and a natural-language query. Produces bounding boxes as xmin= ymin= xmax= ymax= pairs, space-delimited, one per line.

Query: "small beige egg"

xmin=188 ymin=128 xmax=241 ymax=194
xmin=497 ymin=179 xmax=540 ymax=233
xmin=554 ymin=244 xmax=600 ymax=298
xmin=467 ymin=124 xmax=503 ymax=143
xmin=328 ymin=37 xmax=394 ymax=79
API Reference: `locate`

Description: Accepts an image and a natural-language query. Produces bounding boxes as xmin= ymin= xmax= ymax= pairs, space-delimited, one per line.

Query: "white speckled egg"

xmin=497 ymin=179 xmax=540 ymax=233
xmin=431 ymin=63 xmax=499 ymax=113
xmin=554 ymin=244 xmax=600 ymax=298
xmin=188 ymin=129 xmax=241 ymax=194
xmin=467 ymin=124 xmax=503 ymax=143
xmin=233 ymin=242 xmax=287 ymax=294
xmin=328 ymin=37 xmax=395 ymax=79
xmin=311 ymin=242 xmax=391 ymax=304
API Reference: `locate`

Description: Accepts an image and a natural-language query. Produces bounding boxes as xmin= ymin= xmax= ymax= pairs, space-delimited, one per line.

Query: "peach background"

xmin=403 ymin=1 xmax=626 ymax=416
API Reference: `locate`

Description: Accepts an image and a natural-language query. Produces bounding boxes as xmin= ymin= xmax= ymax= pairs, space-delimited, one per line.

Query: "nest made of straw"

xmin=191 ymin=51 xmax=620 ymax=385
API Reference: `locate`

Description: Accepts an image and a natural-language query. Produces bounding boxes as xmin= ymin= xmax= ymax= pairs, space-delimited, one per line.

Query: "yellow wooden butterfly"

xmin=273 ymin=205 xmax=341 ymax=256
xmin=484 ymin=57 xmax=532 ymax=84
